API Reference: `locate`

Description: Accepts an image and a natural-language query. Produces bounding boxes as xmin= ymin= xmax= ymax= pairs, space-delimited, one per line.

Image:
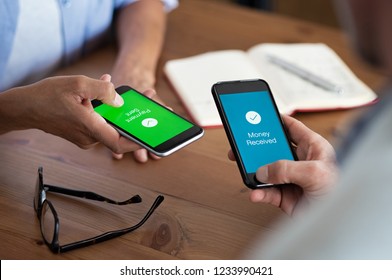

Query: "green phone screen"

xmin=94 ymin=89 xmax=193 ymax=147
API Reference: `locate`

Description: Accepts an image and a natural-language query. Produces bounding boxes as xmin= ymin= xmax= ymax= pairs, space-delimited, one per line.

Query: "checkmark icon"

xmin=245 ymin=111 xmax=261 ymax=124
xmin=141 ymin=118 xmax=158 ymax=128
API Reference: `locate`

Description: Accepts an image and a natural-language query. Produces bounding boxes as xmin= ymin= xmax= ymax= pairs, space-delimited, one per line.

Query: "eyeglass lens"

xmin=40 ymin=201 xmax=56 ymax=244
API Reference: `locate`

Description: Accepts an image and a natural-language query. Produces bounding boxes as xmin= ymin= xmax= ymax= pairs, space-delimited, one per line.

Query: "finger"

xmin=133 ymin=149 xmax=149 ymax=163
xmin=100 ymin=74 xmax=112 ymax=82
xmin=99 ymin=75 xmax=124 ymax=107
xmin=251 ymin=185 xmax=303 ymax=216
xmin=279 ymin=185 xmax=304 ymax=215
xmin=282 ymin=115 xmax=318 ymax=147
xmin=82 ymin=74 xmax=124 ymax=107
xmin=112 ymin=152 xmax=124 ymax=160
xmin=256 ymin=160 xmax=335 ymax=195
xmin=88 ymin=113 xmax=142 ymax=154
xmin=113 ymin=148 xmax=160 ymax=162
xmin=143 ymin=88 xmax=157 ymax=99
xmin=249 ymin=188 xmax=282 ymax=207
xmin=88 ymin=114 xmax=123 ymax=151
xmin=142 ymin=88 xmax=167 ymax=107
xmin=282 ymin=115 xmax=336 ymax=162
xmin=149 ymin=152 xmax=161 ymax=160
xmin=228 ymin=149 xmax=236 ymax=161
xmin=116 ymin=135 xmax=145 ymax=154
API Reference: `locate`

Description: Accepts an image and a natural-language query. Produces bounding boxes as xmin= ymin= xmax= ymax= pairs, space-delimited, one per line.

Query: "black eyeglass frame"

xmin=34 ymin=166 xmax=164 ymax=254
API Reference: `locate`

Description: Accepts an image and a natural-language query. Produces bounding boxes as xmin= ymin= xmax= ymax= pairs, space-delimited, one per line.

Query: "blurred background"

xmin=212 ymin=0 xmax=339 ymax=28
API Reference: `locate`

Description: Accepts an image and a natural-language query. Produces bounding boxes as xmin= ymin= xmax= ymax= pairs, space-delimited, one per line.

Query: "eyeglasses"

xmin=34 ymin=166 xmax=164 ymax=253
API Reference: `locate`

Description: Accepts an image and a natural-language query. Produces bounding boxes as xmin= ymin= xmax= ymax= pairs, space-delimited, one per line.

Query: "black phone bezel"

xmin=211 ymin=79 xmax=297 ymax=189
xmin=92 ymin=85 xmax=204 ymax=156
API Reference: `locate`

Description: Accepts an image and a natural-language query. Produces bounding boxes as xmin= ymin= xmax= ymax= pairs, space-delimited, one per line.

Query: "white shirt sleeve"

xmin=161 ymin=0 xmax=179 ymax=12
xmin=121 ymin=0 xmax=178 ymax=12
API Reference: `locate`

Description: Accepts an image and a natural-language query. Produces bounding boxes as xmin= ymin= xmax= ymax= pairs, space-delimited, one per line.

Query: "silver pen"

xmin=267 ymin=54 xmax=343 ymax=94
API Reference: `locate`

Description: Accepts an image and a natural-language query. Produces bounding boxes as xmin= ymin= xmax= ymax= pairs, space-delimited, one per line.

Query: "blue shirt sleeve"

xmin=60 ymin=0 xmax=178 ymax=65
xmin=115 ymin=0 xmax=178 ymax=11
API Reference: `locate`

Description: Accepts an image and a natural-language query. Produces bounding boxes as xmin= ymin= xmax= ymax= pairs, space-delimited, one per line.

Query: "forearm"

xmin=0 ymin=87 xmax=34 ymax=134
xmin=111 ymin=0 xmax=167 ymax=90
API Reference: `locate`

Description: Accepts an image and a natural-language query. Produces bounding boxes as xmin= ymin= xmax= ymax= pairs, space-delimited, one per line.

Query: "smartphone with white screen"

xmin=211 ymin=79 xmax=297 ymax=188
xmin=92 ymin=85 xmax=204 ymax=157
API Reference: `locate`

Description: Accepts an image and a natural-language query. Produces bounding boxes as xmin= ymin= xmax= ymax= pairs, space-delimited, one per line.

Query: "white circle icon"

xmin=245 ymin=111 xmax=261 ymax=125
xmin=141 ymin=118 xmax=158 ymax=128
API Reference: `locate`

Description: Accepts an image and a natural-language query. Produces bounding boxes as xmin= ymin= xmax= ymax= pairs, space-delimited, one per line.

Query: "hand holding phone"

xmin=212 ymin=79 xmax=297 ymax=188
xmin=92 ymin=86 xmax=204 ymax=157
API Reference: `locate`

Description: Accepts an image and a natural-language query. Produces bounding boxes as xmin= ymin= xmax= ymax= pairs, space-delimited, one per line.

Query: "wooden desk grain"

xmin=0 ymin=0 xmax=386 ymax=259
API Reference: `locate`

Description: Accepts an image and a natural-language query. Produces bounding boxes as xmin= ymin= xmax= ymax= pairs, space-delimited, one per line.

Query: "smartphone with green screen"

xmin=92 ymin=86 xmax=204 ymax=157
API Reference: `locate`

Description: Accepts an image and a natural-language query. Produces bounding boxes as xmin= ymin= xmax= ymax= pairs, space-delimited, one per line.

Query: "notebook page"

xmin=248 ymin=43 xmax=377 ymax=112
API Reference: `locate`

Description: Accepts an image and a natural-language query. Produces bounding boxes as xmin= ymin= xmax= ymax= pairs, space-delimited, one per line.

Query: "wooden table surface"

xmin=0 ymin=0 xmax=386 ymax=260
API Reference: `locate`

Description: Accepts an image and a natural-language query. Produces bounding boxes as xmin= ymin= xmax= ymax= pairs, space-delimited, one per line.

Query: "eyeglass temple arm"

xmin=58 ymin=195 xmax=164 ymax=253
xmin=43 ymin=184 xmax=142 ymax=205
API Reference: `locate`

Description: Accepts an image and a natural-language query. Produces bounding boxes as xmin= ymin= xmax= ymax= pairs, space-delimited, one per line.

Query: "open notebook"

xmin=164 ymin=43 xmax=377 ymax=127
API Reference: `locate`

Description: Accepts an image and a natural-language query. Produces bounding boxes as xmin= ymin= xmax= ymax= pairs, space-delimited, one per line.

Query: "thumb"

xmin=96 ymin=74 xmax=124 ymax=107
xmin=256 ymin=159 xmax=334 ymax=194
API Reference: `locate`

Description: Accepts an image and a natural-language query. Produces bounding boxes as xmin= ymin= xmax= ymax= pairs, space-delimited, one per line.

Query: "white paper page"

xmin=248 ymin=43 xmax=377 ymax=112
xmin=164 ymin=50 xmax=263 ymax=127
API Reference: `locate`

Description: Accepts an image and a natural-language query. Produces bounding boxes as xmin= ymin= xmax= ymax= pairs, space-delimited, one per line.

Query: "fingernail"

xmin=113 ymin=92 xmax=124 ymax=107
xmin=112 ymin=153 xmax=123 ymax=160
xmin=140 ymin=153 xmax=148 ymax=163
